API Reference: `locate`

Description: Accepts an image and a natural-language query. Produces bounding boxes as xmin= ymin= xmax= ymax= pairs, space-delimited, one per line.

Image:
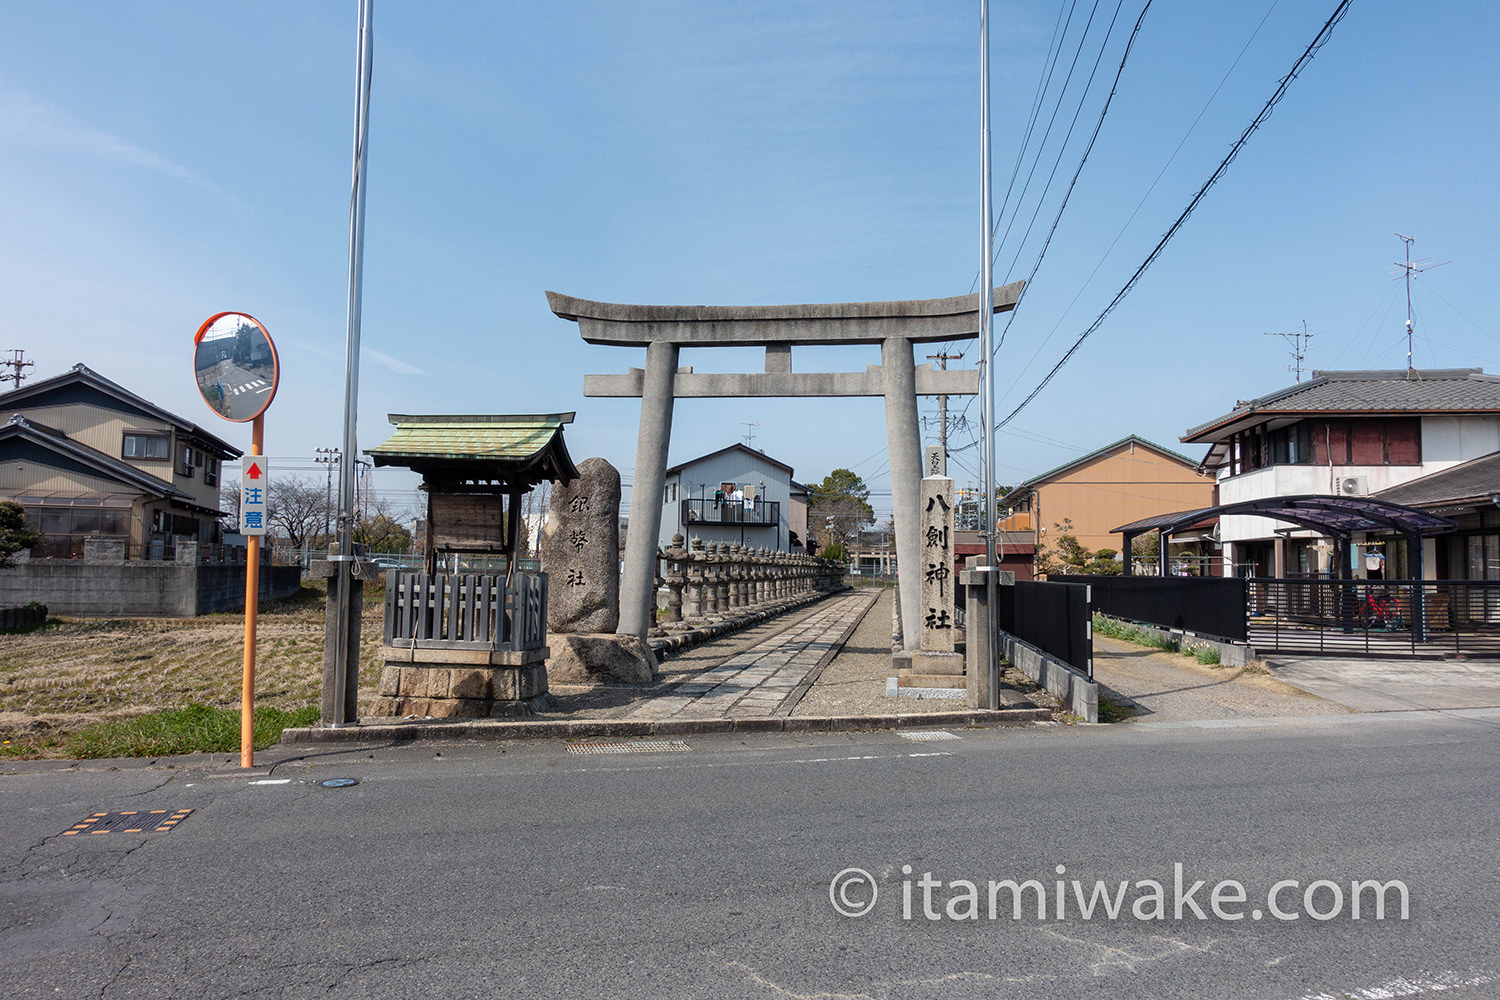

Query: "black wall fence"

xmin=1053 ymin=574 xmax=1248 ymax=643
xmin=996 ymin=580 xmax=1093 ymax=679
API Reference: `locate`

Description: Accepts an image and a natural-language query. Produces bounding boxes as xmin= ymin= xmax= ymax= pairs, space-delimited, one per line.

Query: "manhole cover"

xmin=62 ymin=809 xmax=192 ymax=836
xmin=318 ymin=778 xmax=360 ymax=788
xmin=899 ymin=730 xmax=960 ymax=742
xmin=566 ymin=740 xmax=691 ymax=755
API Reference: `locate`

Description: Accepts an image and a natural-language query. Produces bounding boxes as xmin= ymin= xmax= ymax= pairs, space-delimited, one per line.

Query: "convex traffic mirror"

xmin=192 ymin=311 xmax=280 ymax=422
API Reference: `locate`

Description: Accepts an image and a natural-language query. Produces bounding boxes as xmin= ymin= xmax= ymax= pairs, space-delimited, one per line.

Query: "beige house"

xmin=1007 ymin=435 xmax=1215 ymax=570
xmin=0 ymin=364 xmax=240 ymax=557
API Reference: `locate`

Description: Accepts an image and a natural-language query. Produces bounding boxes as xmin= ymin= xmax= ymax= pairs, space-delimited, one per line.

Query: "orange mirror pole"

xmin=241 ymin=413 xmax=264 ymax=768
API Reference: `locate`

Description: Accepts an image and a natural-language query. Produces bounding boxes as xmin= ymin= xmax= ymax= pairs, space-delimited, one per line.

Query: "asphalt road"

xmin=4 ymin=709 xmax=1499 ymax=999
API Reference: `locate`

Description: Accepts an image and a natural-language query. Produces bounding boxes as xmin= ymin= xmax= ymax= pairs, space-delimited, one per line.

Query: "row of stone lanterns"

xmin=654 ymin=534 xmax=845 ymax=627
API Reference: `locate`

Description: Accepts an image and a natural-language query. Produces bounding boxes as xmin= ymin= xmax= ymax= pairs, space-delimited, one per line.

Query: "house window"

xmin=204 ymin=460 xmax=219 ymax=487
xmin=179 ymin=446 xmax=195 ymax=478
xmin=123 ymin=433 xmax=170 ymax=460
xmin=664 ymin=482 xmax=677 ymax=504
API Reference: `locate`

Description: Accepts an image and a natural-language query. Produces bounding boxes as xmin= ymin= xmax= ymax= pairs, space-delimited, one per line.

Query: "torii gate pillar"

xmin=619 ymin=341 xmax=679 ymax=640
xmin=548 ymin=282 xmax=1022 ymax=650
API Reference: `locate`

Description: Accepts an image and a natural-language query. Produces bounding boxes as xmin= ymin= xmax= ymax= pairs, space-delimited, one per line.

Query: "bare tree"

xmin=265 ymin=475 xmax=326 ymax=550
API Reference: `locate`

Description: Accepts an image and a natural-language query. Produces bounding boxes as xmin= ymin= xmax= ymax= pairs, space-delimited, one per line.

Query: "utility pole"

xmin=328 ymin=0 xmax=374 ymax=728
xmin=2 ymin=350 xmax=34 ymax=390
xmin=315 ymin=447 xmax=340 ymax=547
xmin=1264 ymin=323 xmax=1313 ymax=382
xmin=926 ymin=352 xmax=961 ymax=455
xmin=978 ymin=0 xmax=1000 ymax=709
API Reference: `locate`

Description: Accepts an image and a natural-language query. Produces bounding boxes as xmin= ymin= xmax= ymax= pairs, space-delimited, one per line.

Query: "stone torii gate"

xmin=547 ymin=282 xmax=1023 ymax=649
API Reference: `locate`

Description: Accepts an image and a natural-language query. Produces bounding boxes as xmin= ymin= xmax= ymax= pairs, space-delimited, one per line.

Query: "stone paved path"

xmin=626 ymin=590 xmax=879 ymax=721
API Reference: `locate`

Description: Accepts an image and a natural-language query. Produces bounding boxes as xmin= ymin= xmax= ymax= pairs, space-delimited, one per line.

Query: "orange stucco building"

xmin=1007 ymin=435 xmax=1215 ymax=566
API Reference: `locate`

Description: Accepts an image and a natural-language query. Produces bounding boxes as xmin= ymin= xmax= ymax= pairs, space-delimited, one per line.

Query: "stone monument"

xmin=539 ymin=457 xmax=657 ymax=685
xmin=539 ymin=456 xmax=620 ymax=633
xmin=900 ymin=475 xmax=964 ymax=688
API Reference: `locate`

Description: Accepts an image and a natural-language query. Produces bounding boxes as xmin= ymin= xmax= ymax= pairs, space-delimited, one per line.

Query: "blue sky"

xmin=1 ymin=2 xmax=1496 ymax=520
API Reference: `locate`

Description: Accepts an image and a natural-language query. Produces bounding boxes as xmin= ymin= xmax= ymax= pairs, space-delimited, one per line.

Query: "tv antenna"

xmin=740 ymin=421 xmax=761 ymax=447
xmin=1264 ymin=322 xmax=1313 ymax=382
xmin=1391 ymin=233 xmax=1449 ymax=375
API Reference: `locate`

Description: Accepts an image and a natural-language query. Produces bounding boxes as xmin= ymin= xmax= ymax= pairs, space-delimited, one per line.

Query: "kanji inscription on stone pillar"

xmin=924 ymin=445 xmax=945 ymax=478
xmin=919 ymin=475 xmax=955 ymax=653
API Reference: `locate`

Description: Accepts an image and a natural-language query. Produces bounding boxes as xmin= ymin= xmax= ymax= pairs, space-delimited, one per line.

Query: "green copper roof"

xmin=368 ymin=413 xmax=575 ymax=463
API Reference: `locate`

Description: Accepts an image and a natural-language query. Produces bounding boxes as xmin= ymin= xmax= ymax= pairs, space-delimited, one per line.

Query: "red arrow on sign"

xmin=246 ymin=463 xmax=263 ymax=480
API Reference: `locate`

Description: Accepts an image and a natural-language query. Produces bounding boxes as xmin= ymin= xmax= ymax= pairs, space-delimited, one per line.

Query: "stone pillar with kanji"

xmin=540 ymin=457 xmax=657 ymax=684
xmin=900 ymin=475 xmax=964 ymax=688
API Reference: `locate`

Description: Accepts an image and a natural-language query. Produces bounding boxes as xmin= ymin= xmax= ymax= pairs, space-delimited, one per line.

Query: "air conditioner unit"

xmin=1336 ymin=475 xmax=1369 ymax=497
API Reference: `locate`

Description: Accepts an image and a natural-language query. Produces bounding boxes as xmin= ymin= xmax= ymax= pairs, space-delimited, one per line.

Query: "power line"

xmin=995 ymin=0 xmax=1353 ymax=432
xmin=995 ymin=0 xmax=1149 ymax=351
xmin=994 ymin=0 xmax=1283 ymax=398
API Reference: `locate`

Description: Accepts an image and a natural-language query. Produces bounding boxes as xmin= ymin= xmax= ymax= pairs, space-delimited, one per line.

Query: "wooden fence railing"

xmin=384 ymin=571 xmax=548 ymax=652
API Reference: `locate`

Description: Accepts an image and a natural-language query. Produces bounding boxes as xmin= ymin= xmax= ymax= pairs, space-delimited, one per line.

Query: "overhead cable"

xmin=995 ymin=0 xmax=1353 ymax=431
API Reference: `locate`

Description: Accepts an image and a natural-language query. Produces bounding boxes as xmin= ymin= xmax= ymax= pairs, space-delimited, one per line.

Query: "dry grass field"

xmin=0 ymin=581 xmax=386 ymax=756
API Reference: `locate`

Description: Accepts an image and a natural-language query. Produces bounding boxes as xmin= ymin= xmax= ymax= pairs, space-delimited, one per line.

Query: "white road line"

xmin=565 ymin=750 xmax=954 ymax=775
xmin=1283 ymin=970 xmax=1499 ymax=1000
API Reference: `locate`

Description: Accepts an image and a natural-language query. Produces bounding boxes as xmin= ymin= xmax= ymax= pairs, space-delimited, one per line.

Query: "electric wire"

xmin=994 ymin=0 xmax=1354 ymax=433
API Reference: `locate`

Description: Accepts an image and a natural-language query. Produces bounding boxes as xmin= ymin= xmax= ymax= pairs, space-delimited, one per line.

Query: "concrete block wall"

xmin=0 ymin=560 xmax=301 ymax=616
xmin=998 ymin=631 xmax=1099 ymax=723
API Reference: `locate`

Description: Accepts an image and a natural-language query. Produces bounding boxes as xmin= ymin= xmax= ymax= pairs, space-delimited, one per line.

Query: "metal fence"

xmin=995 ymin=580 xmax=1093 ymax=679
xmin=1247 ymin=578 xmax=1500 ymax=657
xmin=1054 ymin=574 xmax=1248 ymax=642
xmin=384 ymin=571 xmax=548 ymax=652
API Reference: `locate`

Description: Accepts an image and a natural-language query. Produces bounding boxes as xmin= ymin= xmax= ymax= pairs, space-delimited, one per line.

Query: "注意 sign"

xmin=240 ymin=456 xmax=270 ymax=536
xmin=919 ymin=476 xmax=955 ymax=653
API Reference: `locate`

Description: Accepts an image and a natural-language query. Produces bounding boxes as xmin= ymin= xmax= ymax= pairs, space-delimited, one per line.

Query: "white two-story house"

xmin=1182 ymin=368 xmax=1500 ymax=579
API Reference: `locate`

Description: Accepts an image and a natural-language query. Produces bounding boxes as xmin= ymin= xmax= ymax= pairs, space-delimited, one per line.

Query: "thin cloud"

xmin=0 ymin=88 xmax=227 ymax=199
xmin=365 ymin=347 xmax=428 ymax=377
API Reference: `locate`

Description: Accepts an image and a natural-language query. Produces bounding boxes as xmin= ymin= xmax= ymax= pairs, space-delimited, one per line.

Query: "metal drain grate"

xmin=62 ymin=809 xmax=193 ymax=836
xmin=899 ymin=730 xmax=960 ymax=742
xmin=566 ymin=740 xmax=691 ymax=755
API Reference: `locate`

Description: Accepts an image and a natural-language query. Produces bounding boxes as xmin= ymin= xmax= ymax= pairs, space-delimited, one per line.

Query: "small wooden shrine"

xmin=367 ymin=413 xmax=579 ymax=574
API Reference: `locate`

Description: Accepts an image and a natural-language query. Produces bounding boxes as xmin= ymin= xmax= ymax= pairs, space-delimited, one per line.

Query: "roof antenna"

xmin=1392 ymin=234 xmax=1449 ymax=378
xmin=740 ymin=421 xmax=761 ymax=447
xmin=1264 ymin=322 xmax=1313 ymax=382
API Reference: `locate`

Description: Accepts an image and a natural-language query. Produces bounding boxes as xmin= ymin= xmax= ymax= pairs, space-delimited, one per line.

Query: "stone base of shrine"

xmin=369 ymin=645 xmax=550 ymax=719
xmin=545 ymin=633 xmax=658 ymax=686
xmin=898 ymin=649 xmax=966 ymax=689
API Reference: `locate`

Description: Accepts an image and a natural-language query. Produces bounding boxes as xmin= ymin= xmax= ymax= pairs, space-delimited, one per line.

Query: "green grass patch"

xmin=62 ymin=703 xmax=319 ymax=759
xmin=1193 ymin=645 xmax=1222 ymax=665
xmin=1093 ymin=613 xmax=1179 ymax=653
xmin=1096 ymin=698 xmax=1135 ymax=724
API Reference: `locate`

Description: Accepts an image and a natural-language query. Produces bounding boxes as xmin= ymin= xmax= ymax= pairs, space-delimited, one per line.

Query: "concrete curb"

xmin=1095 ymin=614 xmax=1256 ymax=667
xmin=998 ymin=631 xmax=1099 ymax=724
xmin=279 ymin=706 xmax=1050 ymax=746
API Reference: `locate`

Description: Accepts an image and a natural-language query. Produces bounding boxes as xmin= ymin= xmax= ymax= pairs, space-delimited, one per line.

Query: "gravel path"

xmin=792 ymin=589 xmax=981 ymax=716
xmin=1093 ymin=635 xmax=1350 ymax=723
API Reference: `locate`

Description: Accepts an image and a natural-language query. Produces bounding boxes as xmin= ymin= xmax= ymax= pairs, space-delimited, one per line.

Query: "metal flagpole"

xmin=330 ymin=0 xmax=374 ymax=727
xmin=979 ymin=0 xmax=1000 ymax=708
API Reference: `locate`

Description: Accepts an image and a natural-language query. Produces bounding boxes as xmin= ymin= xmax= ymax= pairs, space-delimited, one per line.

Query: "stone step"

xmin=897 ymin=673 xmax=967 ymax=689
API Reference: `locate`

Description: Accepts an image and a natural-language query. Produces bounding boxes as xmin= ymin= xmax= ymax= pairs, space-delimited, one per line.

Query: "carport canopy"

xmin=1111 ymin=495 xmax=1456 ymax=578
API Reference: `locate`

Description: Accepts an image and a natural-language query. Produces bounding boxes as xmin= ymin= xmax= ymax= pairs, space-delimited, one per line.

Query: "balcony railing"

xmin=681 ymin=498 xmax=780 ymax=527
